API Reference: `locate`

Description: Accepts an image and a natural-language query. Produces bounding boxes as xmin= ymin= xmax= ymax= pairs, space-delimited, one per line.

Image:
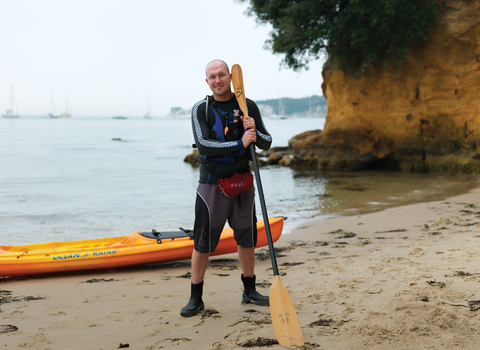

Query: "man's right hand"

xmin=242 ymin=128 xmax=256 ymax=148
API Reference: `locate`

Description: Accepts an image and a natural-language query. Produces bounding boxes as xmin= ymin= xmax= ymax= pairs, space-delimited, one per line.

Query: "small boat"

xmin=3 ymin=84 xmax=20 ymax=118
xmin=47 ymin=91 xmax=59 ymax=118
xmin=144 ymin=92 xmax=153 ymax=118
xmin=0 ymin=217 xmax=284 ymax=278
xmin=3 ymin=109 xmax=19 ymax=119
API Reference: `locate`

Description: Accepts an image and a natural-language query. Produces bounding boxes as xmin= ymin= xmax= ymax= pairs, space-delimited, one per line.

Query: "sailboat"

xmin=3 ymin=85 xmax=20 ymax=118
xmin=47 ymin=91 xmax=59 ymax=118
xmin=278 ymin=97 xmax=287 ymax=119
xmin=144 ymin=92 xmax=152 ymax=119
xmin=270 ymin=97 xmax=287 ymax=119
xmin=59 ymin=94 xmax=71 ymax=118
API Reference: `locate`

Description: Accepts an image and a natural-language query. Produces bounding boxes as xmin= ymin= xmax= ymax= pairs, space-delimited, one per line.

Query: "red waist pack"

xmin=217 ymin=172 xmax=254 ymax=198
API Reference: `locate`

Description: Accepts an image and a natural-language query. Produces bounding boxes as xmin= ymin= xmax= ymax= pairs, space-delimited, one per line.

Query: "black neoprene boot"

xmin=180 ymin=281 xmax=205 ymax=317
xmin=241 ymin=274 xmax=269 ymax=306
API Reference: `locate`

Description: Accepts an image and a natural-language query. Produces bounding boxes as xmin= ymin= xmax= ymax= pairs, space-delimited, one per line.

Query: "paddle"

xmin=231 ymin=63 xmax=304 ymax=348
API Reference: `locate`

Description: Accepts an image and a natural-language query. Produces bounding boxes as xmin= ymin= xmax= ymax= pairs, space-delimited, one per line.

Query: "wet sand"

xmin=2 ymin=186 xmax=480 ymax=349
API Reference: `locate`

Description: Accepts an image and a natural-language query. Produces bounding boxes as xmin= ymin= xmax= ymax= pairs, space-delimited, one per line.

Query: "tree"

xmin=237 ymin=0 xmax=439 ymax=71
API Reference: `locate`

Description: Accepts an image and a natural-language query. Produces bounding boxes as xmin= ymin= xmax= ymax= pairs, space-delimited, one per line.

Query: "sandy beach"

xmin=2 ymin=186 xmax=480 ymax=350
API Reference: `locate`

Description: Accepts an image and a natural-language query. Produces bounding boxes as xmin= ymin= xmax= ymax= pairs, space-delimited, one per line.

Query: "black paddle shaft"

xmin=250 ymin=143 xmax=279 ymax=276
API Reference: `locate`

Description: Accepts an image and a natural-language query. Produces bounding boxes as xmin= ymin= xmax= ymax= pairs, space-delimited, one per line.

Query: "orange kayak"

xmin=0 ymin=217 xmax=283 ymax=278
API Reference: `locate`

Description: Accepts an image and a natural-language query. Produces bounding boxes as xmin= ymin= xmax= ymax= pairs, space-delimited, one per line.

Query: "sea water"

xmin=1 ymin=116 xmax=478 ymax=245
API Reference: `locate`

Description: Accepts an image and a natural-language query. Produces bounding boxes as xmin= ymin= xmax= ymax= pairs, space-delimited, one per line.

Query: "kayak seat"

xmin=141 ymin=228 xmax=193 ymax=244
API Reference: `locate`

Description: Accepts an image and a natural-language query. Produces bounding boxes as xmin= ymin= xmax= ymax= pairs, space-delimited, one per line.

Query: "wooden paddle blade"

xmin=269 ymin=275 xmax=304 ymax=347
xmin=231 ymin=64 xmax=248 ymax=116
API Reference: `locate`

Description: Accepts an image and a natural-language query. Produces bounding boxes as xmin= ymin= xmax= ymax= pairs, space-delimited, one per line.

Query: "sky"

xmin=0 ymin=0 xmax=325 ymax=117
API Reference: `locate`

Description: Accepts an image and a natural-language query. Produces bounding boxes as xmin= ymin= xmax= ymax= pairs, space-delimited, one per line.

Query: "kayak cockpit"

xmin=140 ymin=228 xmax=193 ymax=244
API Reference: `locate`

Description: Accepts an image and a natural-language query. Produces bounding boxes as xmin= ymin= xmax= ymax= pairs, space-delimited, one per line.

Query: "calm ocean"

xmin=1 ymin=116 xmax=478 ymax=246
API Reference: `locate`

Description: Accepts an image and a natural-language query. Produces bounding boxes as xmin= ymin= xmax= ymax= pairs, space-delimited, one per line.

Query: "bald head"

xmin=205 ymin=59 xmax=229 ymax=77
xmin=205 ymin=59 xmax=233 ymax=101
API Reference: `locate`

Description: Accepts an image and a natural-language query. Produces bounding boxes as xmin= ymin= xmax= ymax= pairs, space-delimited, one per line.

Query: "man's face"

xmin=205 ymin=61 xmax=232 ymax=101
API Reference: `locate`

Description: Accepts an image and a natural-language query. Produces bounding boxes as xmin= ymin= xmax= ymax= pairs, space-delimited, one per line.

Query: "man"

xmin=181 ymin=60 xmax=272 ymax=317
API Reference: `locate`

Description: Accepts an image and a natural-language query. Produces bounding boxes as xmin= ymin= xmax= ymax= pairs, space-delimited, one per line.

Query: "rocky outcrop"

xmin=292 ymin=0 xmax=480 ymax=173
xmin=184 ymin=149 xmax=199 ymax=167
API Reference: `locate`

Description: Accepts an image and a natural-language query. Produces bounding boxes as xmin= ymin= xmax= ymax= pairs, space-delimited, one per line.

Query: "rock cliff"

xmin=292 ymin=0 xmax=480 ymax=173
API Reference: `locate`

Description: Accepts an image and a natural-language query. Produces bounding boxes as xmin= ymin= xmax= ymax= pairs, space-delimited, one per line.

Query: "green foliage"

xmin=237 ymin=0 xmax=439 ymax=70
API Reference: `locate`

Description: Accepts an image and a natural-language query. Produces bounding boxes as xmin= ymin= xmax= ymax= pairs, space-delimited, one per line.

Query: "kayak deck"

xmin=0 ymin=217 xmax=284 ymax=277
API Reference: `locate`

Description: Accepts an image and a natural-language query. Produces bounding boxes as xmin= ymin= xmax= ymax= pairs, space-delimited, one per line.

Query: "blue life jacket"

xmin=204 ymin=101 xmax=245 ymax=164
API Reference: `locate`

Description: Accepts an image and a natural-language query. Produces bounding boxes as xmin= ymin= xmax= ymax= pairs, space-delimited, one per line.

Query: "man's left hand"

xmin=241 ymin=116 xmax=255 ymax=131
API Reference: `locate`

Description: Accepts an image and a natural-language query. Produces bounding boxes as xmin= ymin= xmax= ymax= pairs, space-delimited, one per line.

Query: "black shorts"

xmin=193 ymin=183 xmax=257 ymax=253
